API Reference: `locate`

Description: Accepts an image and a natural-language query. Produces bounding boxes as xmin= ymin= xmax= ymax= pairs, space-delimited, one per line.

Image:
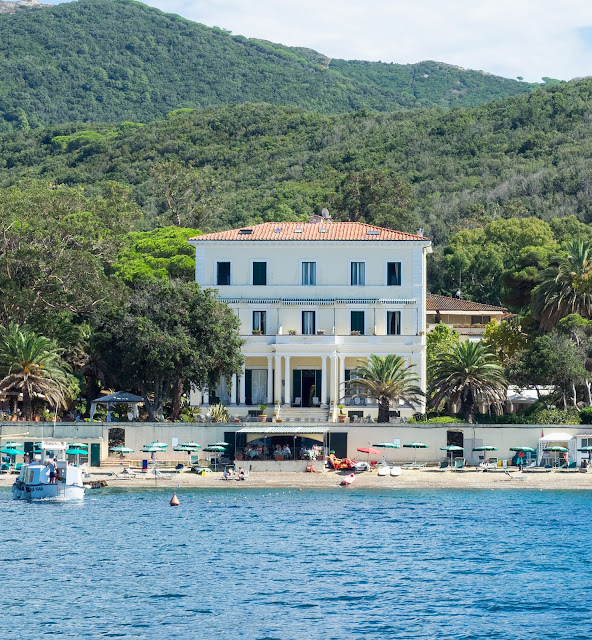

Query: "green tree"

xmin=150 ymin=160 xmax=218 ymax=228
xmin=426 ymin=324 xmax=460 ymax=383
xmin=532 ymin=239 xmax=592 ymax=330
xmin=114 ymin=226 xmax=202 ymax=284
xmin=332 ymin=170 xmax=417 ymax=231
xmin=508 ymin=330 xmax=589 ymax=408
xmin=482 ymin=318 xmax=527 ymax=365
xmin=429 ymin=341 xmax=507 ymax=423
xmin=0 ymin=323 xmax=76 ymax=418
xmin=99 ymin=279 xmax=243 ymax=421
xmin=344 ymin=354 xmax=423 ymax=423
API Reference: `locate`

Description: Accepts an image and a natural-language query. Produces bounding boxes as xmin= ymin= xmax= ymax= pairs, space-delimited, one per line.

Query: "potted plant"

xmin=257 ymin=404 xmax=268 ymax=422
xmin=288 ymin=329 xmax=297 ymax=335
xmin=338 ymin=405 xmax=347 ymax=423
xmin=316 ymin=329 xmax=325 ymax=335
xmin=252 ymin=329 xmax=263 ymax=335
xmin=350 ymin=330 xmax=361 ymax=336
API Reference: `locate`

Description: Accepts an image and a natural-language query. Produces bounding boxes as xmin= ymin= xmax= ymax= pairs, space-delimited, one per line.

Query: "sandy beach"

xmin=2 ymin=467 xmax=590 ymax=491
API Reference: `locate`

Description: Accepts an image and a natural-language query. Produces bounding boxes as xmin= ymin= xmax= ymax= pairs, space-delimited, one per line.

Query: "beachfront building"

xmin=426 ymin=294 xmax=509 ymax=342
xmin=188 ymin=218 xmax=432 ymax=420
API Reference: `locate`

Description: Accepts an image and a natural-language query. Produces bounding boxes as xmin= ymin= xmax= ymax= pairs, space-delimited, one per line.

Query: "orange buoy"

xmin=170 ymin=492 xmax=180 ymax=506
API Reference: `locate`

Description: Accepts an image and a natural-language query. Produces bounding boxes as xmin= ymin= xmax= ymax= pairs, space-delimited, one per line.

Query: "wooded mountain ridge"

xmin=0 ymin=0 xmax=549 ymax=130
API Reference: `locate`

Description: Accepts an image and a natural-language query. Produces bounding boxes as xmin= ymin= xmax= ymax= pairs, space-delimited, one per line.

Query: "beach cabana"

xmin=537 ymin=432 xmax=576 ymax=467
xmin=90 ymin=391 xmax=144 ymax=422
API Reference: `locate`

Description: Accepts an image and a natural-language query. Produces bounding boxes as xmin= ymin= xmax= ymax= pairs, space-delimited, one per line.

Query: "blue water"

xmin=1 ymin=487 xmax=591 ymax=639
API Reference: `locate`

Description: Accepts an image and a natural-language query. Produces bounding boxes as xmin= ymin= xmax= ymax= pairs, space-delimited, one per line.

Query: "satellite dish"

xmin=321 ymin=208 xmax=330 ymax=219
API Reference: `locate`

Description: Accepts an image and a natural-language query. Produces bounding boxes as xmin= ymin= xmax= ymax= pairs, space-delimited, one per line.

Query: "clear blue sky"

xmin=42 ymin=0 xmax=592 ymax=82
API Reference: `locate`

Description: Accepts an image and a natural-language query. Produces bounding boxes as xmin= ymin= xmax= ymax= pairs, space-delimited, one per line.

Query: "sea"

xmin=1 ymin=486 xmax=591 ymax=639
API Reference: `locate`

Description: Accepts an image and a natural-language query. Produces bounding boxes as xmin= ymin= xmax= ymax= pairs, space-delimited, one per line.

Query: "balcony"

xmin=244 ymin=333 xmax=420 ymax=346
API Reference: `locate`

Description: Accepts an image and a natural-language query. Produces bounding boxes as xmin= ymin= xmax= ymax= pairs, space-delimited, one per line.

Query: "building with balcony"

xmin=426 ymin=294 xmax=509 ymax=342
xmin=188 ymin=219 xmax=432 ymax=419
xmin=189 ymin=217 xmax=431 ymax=417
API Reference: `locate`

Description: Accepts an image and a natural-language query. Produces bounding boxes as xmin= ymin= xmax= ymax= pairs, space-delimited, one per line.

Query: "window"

xmin=350 ymin=262 xmax=365 ymax=286
xmin=471 ymin=315 xmax=490 ymax=325
xmin=387 ymin=262 xmax=401 ymax=286
xmin=252 ymin=261 xmax=267 ymax=285
xmin=302 ymin=311 xmax=316 ymax=335
xmin=351 ymin=311 xmax=364 ymax=334
xmin=387 ymin=311 xmax=401 ymax=335
xmin=253 ymin=311 xmax=266 ymax=334
xmin=302 ymin=261 xmax=316 ymax=285
xmin=217 ymin=262 xmax=230 ymax=286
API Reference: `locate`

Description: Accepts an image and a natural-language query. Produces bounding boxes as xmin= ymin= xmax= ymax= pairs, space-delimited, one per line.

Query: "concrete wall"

xmin=6 ymin=422 xmax=591 ymax=466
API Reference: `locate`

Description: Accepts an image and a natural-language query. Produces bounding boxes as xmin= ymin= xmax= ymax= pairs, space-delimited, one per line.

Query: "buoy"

xmin=170 ymin=492 xmax=180 ymax=506
xmin=298 ymin=488 xmax=302 ymax=492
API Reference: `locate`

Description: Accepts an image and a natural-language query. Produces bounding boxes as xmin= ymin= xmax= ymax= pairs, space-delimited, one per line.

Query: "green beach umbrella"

xmin=543 ymin=446 xmax=568 ymax=452
xmin=509 ymin=446 xmax=536 ymax=453
xmin=144 ymin=441 xmax=168 ymax=449
xmin=403 ymin=442 xmax=428 ymax=465
xmin=69 ymin=442 xmax=87 ymax=448
xmin=3 ymin=442 xmax=22 ymax=448
xmin=440 ymin=444 xmax=464 ymax=466
xmin=373 ymin=442 xmax=400 ymax=448
xmin=174 ymin=442 xmax=201 ymax=449
xmin=66 ymin=449 xmax=88 ymax=455
xmin=110 ymin=446 xmax=134 ymax=454
xmin=578 ymin=446 xmax=592 ymax=451
xmin=0 ymin=448 xmax=24 ymax=455
xmin=209 ymin=442 xmax=229 ymax=447
xmin=204 ymin=445 xmax=226 ymax=452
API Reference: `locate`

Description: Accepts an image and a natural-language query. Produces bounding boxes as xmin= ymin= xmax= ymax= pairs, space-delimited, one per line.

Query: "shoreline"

xmin=3 ymin=468 xmax=592 ymax=491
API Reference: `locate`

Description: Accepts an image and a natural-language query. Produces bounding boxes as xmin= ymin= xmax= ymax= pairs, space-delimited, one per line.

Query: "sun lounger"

xmin=454 ymin=458 xmax=465 ymax=470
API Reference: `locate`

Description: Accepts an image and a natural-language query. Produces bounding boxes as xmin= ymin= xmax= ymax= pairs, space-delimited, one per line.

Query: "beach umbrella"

xmin=69 ymin=442 xmax=87 ymax=448
xmin=441 ymin=444 xmax=464 ymax=466
xmin=578 ymin=445 xmax=592 ymax=464
xmin=403 ymin=442 xmax=428 ymax=465
xmin=357 ymin=446 xmax=381 ymax=463
xmin=509 ymin=446 xmax=536 ymax=452
xmin=209 ymin=442 xmax=229 ymax=447
xmin=3 ymin=442 xmax=22 ymax=448
xmin=144 ymin=441 xmax=168 ymax=449
xmin=543 ymin=446 xmax=569 ymax=452
xmin=110 ymin=446 xmax=134 ymax=454
xmin=174 ymin=443 xmax=201 ymax=461
xmin=66 ymin=448 xmax=88 ymax=465
xmin=0 ymin=448 xmax=24 ymax=455
xmin=203 ymin=445 xmax=226 ymax=470
xmin=473 ymin=446 xmax=498 ymax=452
xmin=372 ymin=442 xmax=400 ymax=448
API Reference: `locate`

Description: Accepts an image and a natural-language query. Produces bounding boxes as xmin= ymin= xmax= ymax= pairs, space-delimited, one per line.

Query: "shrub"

xmin=581 ymin=407 xmax=592 ymax=424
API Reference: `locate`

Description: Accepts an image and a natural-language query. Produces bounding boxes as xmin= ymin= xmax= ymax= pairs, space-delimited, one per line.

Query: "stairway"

xmin=276 ymin=407 xmax=331 ymax=423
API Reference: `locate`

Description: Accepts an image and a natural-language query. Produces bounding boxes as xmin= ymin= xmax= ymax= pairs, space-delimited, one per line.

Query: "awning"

xmin=237 ymin=426 xmax=329 ymax=435
xmin=90 ymin=391 xmax=144 ymax=422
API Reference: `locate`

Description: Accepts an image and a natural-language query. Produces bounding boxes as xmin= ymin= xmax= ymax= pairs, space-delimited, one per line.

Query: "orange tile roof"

xmin=190 ymin=222 xmax=428 ymax=242
xmin=426 ymin=294 xmax=507 ymax=313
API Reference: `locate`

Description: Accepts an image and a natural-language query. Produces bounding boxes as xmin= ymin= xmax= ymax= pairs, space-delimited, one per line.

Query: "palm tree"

xmin=0 ymin=323 xmax=75 ymax=418
xmin=344 ymin=354 xmax=424 ymax=423
xmin=532 ymin=240 xmax=592 ymax=330
xmin=429 ymin=341 xmax=507 ymax=423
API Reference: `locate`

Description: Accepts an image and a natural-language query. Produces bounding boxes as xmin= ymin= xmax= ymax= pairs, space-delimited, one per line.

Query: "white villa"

xmin=188 ymin=218 xmax=432 ymax=420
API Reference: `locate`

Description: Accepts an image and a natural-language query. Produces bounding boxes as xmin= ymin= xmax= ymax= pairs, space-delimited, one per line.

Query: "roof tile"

xmin=426 ymin=294 xmax=508 ymax=313
xmin=190 ymin=222 xmax=428 ymax=242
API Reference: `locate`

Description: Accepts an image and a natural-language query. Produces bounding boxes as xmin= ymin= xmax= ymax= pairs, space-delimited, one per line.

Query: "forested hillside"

xmin=1 ymin=78 xmax=591 ymax=244
xmin=0 ymin=0 xmax=541 ymax=130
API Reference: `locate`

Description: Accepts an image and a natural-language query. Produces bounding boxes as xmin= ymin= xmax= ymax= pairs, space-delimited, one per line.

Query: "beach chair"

xmin=439 ymin=460 xmax=449 ymax=469
xmin=454 ymin=458 xmax=465 ymax=470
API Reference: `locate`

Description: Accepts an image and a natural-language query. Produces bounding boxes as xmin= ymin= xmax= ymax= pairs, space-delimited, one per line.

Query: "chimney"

xmin=308 ymin=215 xmax=323 ymax=224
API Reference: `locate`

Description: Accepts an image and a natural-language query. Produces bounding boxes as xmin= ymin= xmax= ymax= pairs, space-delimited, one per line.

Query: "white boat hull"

xmin=12 ymin=482 xmax=85 ymax=501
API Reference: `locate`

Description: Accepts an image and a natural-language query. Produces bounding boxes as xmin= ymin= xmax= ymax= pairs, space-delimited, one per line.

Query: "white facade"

xmin=188 ymin=221 xmax=432 ymax=419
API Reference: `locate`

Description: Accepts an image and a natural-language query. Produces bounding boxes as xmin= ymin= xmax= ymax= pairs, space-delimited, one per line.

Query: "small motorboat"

xmin=13 ymin=441 xmax=85 ymax=501
xmin=390 ymin=466 xmax=402 ymax=477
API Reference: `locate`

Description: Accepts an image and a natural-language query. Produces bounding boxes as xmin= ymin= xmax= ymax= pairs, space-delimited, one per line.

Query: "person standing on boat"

xmin=48 ymin=459 xmax=57 ymax=484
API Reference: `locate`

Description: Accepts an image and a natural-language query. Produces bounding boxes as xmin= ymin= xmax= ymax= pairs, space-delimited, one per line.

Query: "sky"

xmin=42 ymin=0 xmax=592 ymax=82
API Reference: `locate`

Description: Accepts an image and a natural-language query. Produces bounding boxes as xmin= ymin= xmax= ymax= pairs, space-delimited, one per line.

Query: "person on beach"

xmin=238 ymin=467 xmax=245 ymax=480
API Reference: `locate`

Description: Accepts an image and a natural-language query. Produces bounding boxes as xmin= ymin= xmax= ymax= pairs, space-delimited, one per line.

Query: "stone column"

xmin=267 ymin=355 xmax=273 ymax=404
xmin=230 ymin=374 xmax=237 ymax=405
xmin=274 ymin=355 xmax=282 ymax=405
xmin=283 ymin=355 xmax=291 ymax=406
xmin=339 ymin=354 xmax=346 ymax=405
xmin=202 ymin=389 xmax=210 ymax=406
xmin=330 ymin=352 xmax=338 ymax=418
xmin=321 ymin=355 xmax=328 ymax=406
xmin=239 ymin=364 xmax=246 ymax=405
